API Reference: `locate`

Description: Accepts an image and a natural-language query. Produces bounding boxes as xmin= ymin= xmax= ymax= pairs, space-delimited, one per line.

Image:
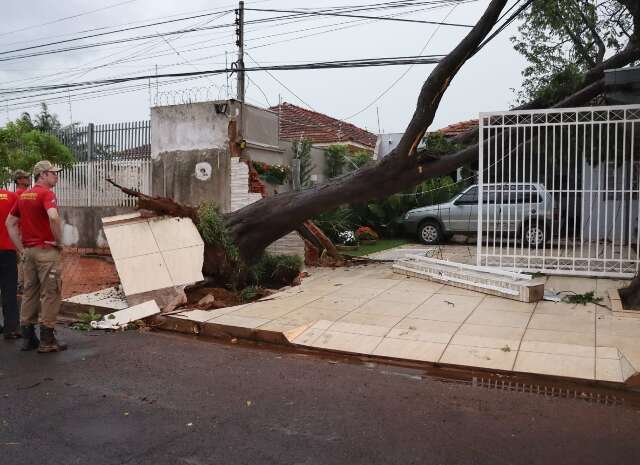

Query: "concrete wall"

xmin=61 ymin=206 xmax=135 ymax=249
xmin=151 ymin=102 xmax=234 ymax=210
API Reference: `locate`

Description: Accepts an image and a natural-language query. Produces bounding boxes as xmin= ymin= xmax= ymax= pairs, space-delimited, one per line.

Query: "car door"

xmin=478 ymin=187 xmax=501 ymax=234
xmin=449 ymin=187 xmax=477 ymax=232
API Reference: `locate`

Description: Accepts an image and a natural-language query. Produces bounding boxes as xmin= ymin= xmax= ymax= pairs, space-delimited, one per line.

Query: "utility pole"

xmin=235 ymin=1 xmax=245 ymax=103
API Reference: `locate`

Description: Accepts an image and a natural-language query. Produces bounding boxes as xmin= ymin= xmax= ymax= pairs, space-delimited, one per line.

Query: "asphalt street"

xmin=1 ymin=327 xmax=639 ymax=465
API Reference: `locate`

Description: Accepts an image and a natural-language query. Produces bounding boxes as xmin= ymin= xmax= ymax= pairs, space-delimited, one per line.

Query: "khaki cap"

xmin=13 ymin=169 xmax=30 ymax=180
xmin=33 ymin=160 xmax=63 ymax=177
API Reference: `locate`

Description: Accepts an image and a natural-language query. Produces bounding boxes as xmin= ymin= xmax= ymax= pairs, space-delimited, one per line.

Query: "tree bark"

xmin=225 ymin=0 xmax=509 ymax=261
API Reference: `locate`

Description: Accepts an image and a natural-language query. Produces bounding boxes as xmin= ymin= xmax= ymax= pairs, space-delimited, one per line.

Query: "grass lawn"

xmin=343 ymin=238 xmax=410 ymax=257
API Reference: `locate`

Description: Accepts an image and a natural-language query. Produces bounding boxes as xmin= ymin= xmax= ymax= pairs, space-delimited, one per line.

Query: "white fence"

xmin=52 ymin=121 xmax=152 ymax=206
xmin=56 ymin=159 xmax=152 ymax=207
xmin=477 ymin=105 xmax=640 ymax=278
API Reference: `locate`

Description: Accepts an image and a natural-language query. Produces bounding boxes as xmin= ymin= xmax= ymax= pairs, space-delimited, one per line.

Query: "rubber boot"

xmin=37 ymin=326 xmax=67 ymax=353
xmin=20 ymin=325 xmax=39 ymax=351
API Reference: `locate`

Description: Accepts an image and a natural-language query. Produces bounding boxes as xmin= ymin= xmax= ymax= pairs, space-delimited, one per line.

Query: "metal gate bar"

xmin=477 ymin=105 xmax=640 ymax=278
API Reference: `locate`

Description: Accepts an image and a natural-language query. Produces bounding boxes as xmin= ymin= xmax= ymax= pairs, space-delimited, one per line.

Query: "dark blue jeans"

xmin=0 ymin=250 xmax=18 ymax=334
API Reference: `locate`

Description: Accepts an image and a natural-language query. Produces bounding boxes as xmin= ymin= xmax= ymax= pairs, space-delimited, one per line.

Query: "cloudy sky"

xmin=0 ymin=0 xmax=527 ymax=133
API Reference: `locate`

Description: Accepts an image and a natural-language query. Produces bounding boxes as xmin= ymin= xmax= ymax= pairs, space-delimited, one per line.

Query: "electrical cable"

xmin=244 ymin=7 xmax=473 ymax=28
xmin=0 ymin=10 xmax=235 ymax=56
xmin=0 ymin=1 xmax=460 ymax=86
xmin=340 ymin=2 xmax=461 ymax=120
xmin=0 ymin=0 xmax=140 ymax=38
xmin=0 ymin=55 xmax=445 ymax=97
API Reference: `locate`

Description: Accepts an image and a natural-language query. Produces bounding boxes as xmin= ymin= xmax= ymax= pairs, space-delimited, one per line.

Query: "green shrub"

xmin=324 ymin=144 xmax=348 ymax=179
xmin=239 ymin=286 xmax=260 ymax=303
xmin=251 ymin=160 xmax=290 ymax=185
xmin=313 ymin=206 xmax=355 ymax=242
xmin=251 ymin=253 xmax=302 ymax=287
xmin=292 ymin=138 xmax=315 ymax=187
xmin=197 ymin=203 xmax=240 ymax=264
xmin=71 ymin=308 xmax=101 ymax=331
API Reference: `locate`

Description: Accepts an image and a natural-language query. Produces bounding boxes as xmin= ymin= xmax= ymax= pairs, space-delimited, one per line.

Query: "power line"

xmin=0 ymin=10 xmax=235 ymax=56
xmin=340 ymin=2 xmax=461 ymax=120
xmin=0 ymin=1 xmax=274 ymax=48
xmin=474 ymin=0 xmax=533 ymax=55
xmin=0 ymin=22 xmax=237 ymax=62
xmin=246 ymin=53 xmax=315 ymax=109
xmin=0 ymin=55 xmax=445 ymax=98
xmin=0 ymin=0 xmax=140 ymax=38
xmin=0 ymin=0 xmax=473 ymax=61
xmin=244 ymin=6 xmax=473 ymax=28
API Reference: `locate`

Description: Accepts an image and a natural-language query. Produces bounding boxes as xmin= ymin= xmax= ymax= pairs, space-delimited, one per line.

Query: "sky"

xmin=0 ymin=0 xmax=528 ymax=134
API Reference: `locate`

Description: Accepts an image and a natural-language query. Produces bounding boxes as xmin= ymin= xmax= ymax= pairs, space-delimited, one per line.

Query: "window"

xmin=456 ymin=187 xmax=478 ymax=204
xmin=500 ymin=191 xmax=542 ymax=204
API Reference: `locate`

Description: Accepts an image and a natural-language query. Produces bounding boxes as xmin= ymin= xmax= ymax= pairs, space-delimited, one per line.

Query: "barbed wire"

xmin=152 ymin=84 xmax=229 ymax=106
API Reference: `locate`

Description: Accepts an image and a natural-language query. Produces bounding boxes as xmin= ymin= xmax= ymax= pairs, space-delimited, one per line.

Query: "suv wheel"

xmin=523 ymin=224 xmax=545 ymax=248
xmin=419 ymin=221 xmax=442 ymax=245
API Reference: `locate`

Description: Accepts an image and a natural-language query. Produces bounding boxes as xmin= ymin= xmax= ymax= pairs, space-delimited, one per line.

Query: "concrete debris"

xmin=543 ymin=290 xmax=562 ymax=302
xmin=101 ymin=213 xmax=204 ymax=307
xmin=197 ymin=293 xmax=216 ymax=307
xmin=91 ymin=300 xmax=161 ymax=330
xmin=393 ymin=254 xmax=544 ymax=302
xmin=162 ymin=287 xmax=188 ymax=313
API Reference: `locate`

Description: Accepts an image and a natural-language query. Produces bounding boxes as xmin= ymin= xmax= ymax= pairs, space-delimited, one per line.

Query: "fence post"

xmin=291 ymin=159 xmax=301 ymax=191
xmin=87 ymin=123 xmax=94 ymax=206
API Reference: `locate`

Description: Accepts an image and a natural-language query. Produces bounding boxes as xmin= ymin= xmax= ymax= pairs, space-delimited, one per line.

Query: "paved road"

xmin=1 ymin=328 xmax=639 ymax=465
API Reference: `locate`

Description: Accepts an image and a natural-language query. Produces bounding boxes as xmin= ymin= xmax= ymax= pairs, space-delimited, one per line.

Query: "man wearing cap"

xmin=0 ymin=186 xmax=20 ymax=339
xmin=13 ymin=169 xmax=31 ymax=196
xmin=6 ymin=160 xmax=66 ymax=352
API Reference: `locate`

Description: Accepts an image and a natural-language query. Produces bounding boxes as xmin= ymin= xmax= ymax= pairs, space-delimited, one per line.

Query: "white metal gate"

xmin=477 ymin=105 xmax=640 ymax=278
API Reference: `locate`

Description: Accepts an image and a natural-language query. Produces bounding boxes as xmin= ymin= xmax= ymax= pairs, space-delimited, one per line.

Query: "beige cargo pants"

xmin=16 ymin=250 xmax=24 ymax=292
xmin=20 ymin=247 xmax=62 ymax=329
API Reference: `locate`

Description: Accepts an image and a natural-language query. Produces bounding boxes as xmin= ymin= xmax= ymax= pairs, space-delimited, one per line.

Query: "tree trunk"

xmin=226 ymin=0 xmax=509 ymax=261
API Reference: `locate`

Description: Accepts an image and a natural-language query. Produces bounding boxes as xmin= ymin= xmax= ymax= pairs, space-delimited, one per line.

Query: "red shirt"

xmin=0 ymin=189 xmax=17 ymax=250
xmin=15 ymin=187 xmax=27 ymax=196
xmin=10 ymin=185 xmax=58 ymax=248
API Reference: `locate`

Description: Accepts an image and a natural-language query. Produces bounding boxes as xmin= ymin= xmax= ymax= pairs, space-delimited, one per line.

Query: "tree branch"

xmin=574 ymin=0 xmax=606 ymax=64
xmin=226 ymin=0 xmax=510 ymax=260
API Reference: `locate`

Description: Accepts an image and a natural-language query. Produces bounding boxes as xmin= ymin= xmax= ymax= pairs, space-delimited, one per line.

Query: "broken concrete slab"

xmin=393 ymin=255 xmax=544 ymax=302
xmin=102 ymin=213 xmax=204 ymax=307
xmin=91 ymin=300 xmax=161 ymax=330
xmin=61 ymin=286 xmax=128 ymax=318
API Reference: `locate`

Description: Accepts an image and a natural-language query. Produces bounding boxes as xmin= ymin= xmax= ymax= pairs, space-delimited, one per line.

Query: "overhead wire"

xmin=0 ymin=0 xmax=474 ymax=61
xmin=340 ymin=1 xmax=462 ymax=120
xmin=0 ymin=2 xmax=454 ymax=91
xmin=244 ymin=6 xmax=473 ymax=28
xmin=0 ymin=0 xmax=486 ymax=116
xmin=0 ymin=0 xmax=466 ymax=88
xmin=0 ymin=0 xmax=140 ymax=38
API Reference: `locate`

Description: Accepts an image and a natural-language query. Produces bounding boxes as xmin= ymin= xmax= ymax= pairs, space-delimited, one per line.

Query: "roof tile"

xmin=269 ymin=102 xmax=377 ymax=148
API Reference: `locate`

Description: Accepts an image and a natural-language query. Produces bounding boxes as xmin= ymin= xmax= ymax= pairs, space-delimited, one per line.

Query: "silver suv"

xmin=402 ymin=183 xmax=556 ymax=246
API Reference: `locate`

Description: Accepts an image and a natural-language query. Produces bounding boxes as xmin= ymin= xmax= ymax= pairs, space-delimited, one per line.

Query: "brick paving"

xmin=61 ymin=251 xmax=120 ymax=299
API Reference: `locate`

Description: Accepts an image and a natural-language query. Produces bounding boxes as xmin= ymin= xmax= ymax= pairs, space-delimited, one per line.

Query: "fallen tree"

xmin=113 ymin=0 xmax=640 ymax=294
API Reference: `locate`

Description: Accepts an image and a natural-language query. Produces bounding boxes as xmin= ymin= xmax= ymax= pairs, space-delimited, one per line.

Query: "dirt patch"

xmin=186 ymin=286 xmax=243 ymax=308
xmin=62 ymin=252 xmax=120 ymax=299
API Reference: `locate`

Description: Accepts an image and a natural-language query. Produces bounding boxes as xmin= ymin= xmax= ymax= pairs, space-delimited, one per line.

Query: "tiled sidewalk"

xmin=173 ymin=263 xmax=640 ymax=384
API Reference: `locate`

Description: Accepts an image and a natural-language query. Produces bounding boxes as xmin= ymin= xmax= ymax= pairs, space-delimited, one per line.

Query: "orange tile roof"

xmin=435 ymin=119 xmax=478 ymax=137
xmin=269 ymin=102 xmax=377 ymax=149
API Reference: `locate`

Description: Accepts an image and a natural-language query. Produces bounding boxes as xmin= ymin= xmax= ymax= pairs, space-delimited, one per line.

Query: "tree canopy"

xmin=0 ymin=103 xmax=74 ymax=185
xmin=511 ymin=0 xmax=634 ymax=105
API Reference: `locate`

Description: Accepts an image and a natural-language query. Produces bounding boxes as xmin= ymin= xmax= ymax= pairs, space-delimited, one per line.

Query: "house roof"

xmin=269 ymin=102 xmax=377 ymax=149
xmin=435 ymin=119 xmax=478 ymax=138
